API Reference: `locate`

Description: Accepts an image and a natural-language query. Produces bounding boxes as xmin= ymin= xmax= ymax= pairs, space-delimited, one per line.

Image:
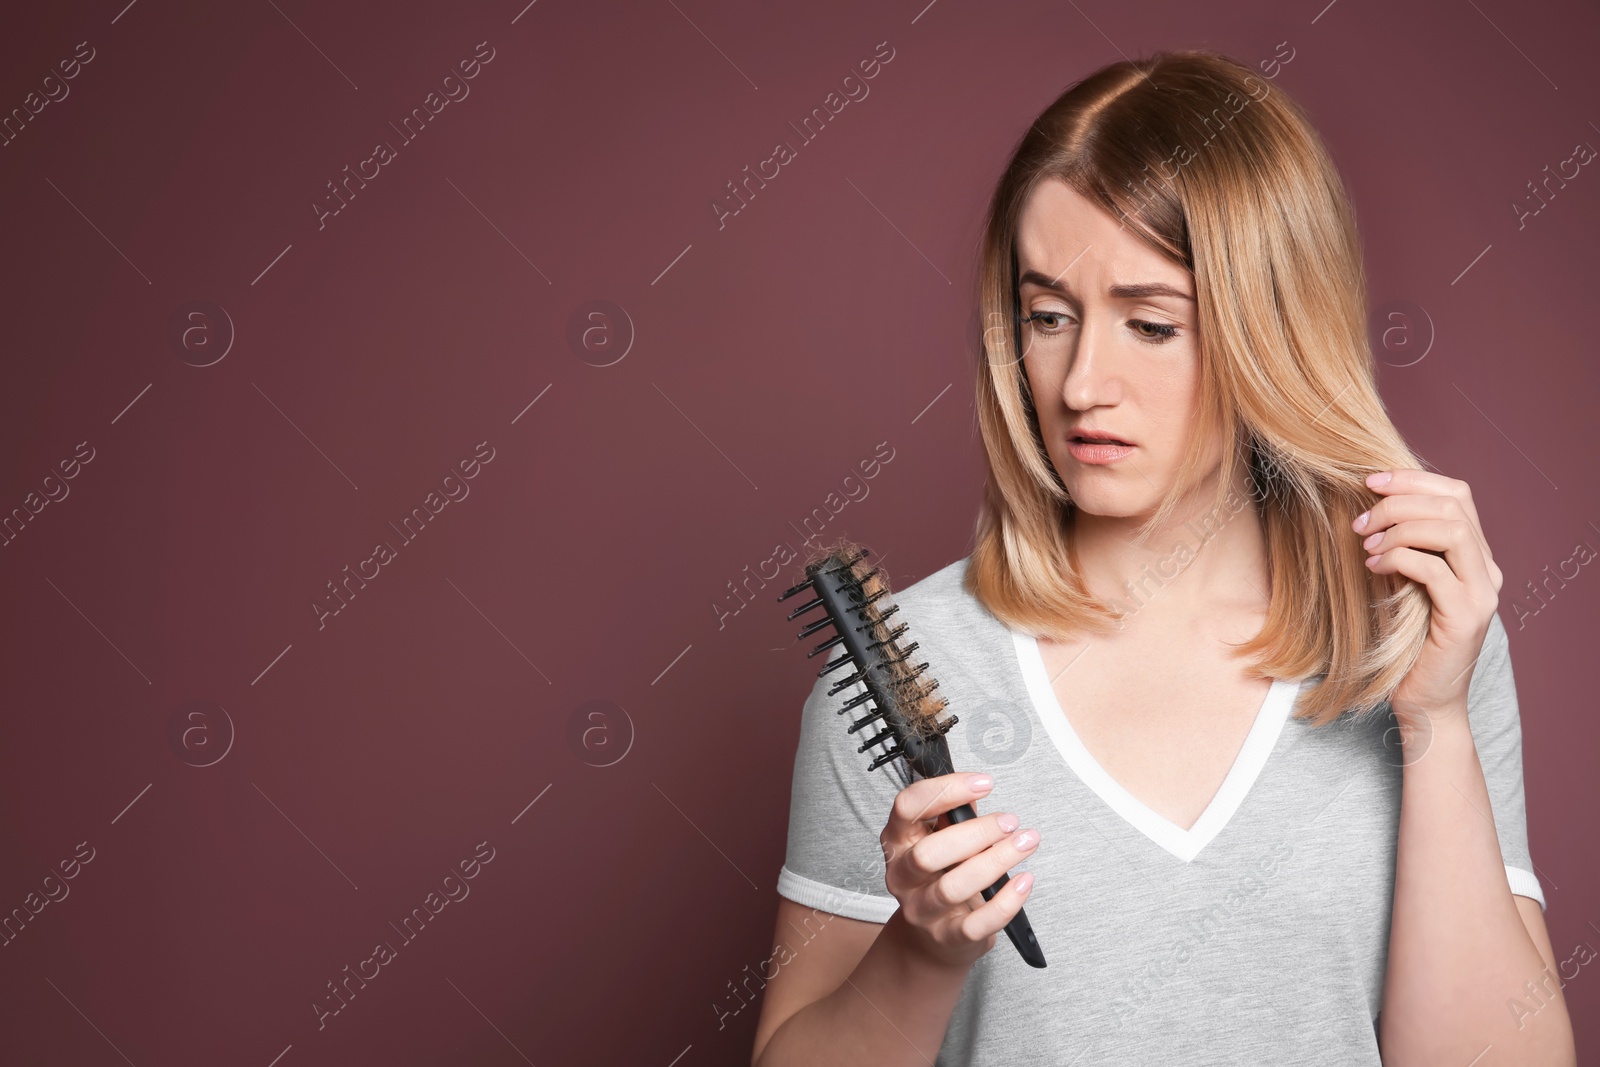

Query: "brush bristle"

xmin=836 ymin=551 xmax=950 ymax=741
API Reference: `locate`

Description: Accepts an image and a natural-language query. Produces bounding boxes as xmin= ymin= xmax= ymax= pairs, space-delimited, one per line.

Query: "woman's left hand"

xmin=1353 ymin=468 xmax=1504 ymax=734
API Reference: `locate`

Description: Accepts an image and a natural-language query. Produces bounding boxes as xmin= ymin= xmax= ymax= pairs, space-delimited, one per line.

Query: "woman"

xmin=751 ymin=49 xmax=1575 ymax=1066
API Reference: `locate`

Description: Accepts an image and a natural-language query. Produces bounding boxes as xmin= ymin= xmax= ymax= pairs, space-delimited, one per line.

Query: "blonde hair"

xmin=966 ymin=49 xmax=1431 ymax=727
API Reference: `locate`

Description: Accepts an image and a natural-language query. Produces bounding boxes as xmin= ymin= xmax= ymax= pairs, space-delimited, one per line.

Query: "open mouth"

xmin=1071 ymin=435 xmax=1133 ymax=446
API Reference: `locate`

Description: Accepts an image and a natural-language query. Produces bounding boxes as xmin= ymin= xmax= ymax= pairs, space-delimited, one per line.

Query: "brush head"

xmin=778 ymin=541 xmax=959 ymax=778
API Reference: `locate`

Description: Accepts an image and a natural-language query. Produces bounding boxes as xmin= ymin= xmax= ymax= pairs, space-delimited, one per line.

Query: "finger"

xmin=954 ymin=870 xmax=1037 ymax=945
xmin=1357 ymin=485 xmax=1503 ymax=597
xmin=1362 ymin=469 xmax=1493 ymax=568
xmin=1356 ymin=488 xmax=1465 ymax=554
xmin=882 ymin=773 xmax=995 ymax=856
xmin=1366 ymin=546 xmax=1480 ymax=617
xmin=929 ymin=827 xmax=1041 ymax=909
xmin=1361 ymin=517 xmax=1493 ymax=591
xmin=905 ymin=810 xmax=1020 ymax=877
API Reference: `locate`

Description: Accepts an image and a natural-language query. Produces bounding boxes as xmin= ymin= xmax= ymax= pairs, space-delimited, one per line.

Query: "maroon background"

xmin=2 ymin=0 xmax=1596 ymax=1063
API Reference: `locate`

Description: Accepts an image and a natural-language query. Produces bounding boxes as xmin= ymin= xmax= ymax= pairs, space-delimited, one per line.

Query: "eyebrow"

xmin=1018 ymin=269 xmax=1194 ymax=302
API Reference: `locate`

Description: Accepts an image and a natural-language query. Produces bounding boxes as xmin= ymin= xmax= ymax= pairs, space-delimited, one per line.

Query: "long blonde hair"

xmin=966 ymin=49 xmax=1430 ymax=727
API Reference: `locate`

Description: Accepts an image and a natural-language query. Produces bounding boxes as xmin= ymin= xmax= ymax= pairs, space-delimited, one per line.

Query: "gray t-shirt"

xmin=777 ymin=556 xmax=1543 ymax=1066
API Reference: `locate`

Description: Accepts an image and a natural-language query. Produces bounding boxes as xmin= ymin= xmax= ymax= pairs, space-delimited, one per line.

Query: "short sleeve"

xmin=1467 ymin=611 xmax=1545 ymax=911
xmin=775 ymin=667 xmax=905 ymax=923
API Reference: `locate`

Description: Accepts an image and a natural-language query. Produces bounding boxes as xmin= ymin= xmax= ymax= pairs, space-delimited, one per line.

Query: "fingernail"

xmin=968 ymin=774 xmax=994 ymax=792
xmin=1353 ymin=511 xmax=1369 ymax=532
xmin=1012 ymin=829 xmax=1038 ymax=851
xmin=1363 ymin=531 xmax=1383 ymax=550
xmin=997 ymin=812 xmax=1019 ymax=833
xmin=1366 ymin=471 xmax=1392 ymax=488
xmin=1011 ymin=871 xmax=1034 ymax=895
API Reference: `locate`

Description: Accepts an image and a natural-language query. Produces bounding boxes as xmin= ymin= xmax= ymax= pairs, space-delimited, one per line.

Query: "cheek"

xmin=1022 ymin=364 xmax=1066 ymax=446
xmin=1143 ymin=354 xmax=1203 ymax=439
xmin=1021 ymin=357 xmax=1059 ymax=418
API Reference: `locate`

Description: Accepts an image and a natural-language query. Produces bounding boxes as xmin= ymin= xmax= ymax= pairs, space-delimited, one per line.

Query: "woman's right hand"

xmin=878 ymin=771 xmax=1040 ymax=971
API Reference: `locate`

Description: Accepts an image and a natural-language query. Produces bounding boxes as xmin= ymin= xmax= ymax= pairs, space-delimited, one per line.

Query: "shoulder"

xmin=892 ymin=555 xmax=971 ymax=606
xmin=1485 ymin=608 xmax=1511 ymax=655
xmin=888 ymin=555 xmax=1013 ymax=656
xmin=1464 ymin=610 xmax=1519 ymax=729
xmin=890 ymin=555 xmax=982 ymax=622
xmin=1468 ymin=610 xmax=1515 ymax=696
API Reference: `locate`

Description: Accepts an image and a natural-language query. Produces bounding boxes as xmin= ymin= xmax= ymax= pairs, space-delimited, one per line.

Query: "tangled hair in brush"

xmin=800 ymin=540 xmax=951 ymax=742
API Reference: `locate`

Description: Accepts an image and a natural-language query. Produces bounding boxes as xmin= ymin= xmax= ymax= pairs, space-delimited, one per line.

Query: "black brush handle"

xmin=943 ymin=801 xmax=1047 ymax=968
xmin=903 ymin=731 xmax=1046 ymax=969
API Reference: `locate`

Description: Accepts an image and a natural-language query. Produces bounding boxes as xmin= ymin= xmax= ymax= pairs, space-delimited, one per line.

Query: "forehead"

xmin=1015 ymin=178 xmax=1179 ymax=281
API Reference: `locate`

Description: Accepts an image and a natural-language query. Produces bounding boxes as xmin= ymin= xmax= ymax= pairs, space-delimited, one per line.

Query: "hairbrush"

xmin=778 ymin=542 xmax=1047 ymax=969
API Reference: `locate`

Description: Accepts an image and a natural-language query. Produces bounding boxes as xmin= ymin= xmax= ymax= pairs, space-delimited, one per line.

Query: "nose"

xmin=1059 ymin=310 xmax=1120 ymax=412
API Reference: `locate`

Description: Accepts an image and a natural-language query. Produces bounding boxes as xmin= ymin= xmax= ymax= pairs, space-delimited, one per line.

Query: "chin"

xmin=1064 ymin=489 xmax=1146 ymax=518
xmin=1060 ymin=475 xmax=1163 ymax=519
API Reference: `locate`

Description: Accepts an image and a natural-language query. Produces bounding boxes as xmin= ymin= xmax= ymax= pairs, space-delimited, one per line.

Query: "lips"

xmin=1069 ymin=432 xmax=1134 ymax=446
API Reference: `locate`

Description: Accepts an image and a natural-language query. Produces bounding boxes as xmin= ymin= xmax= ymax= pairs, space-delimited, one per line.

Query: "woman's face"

xmin=1014 ymin=178 xmax=1212 ymax=519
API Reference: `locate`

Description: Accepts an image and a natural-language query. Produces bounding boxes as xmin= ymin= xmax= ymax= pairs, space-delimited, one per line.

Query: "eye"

xmin=1022 ymin=310 xmax=1072 ymax=335
xmin=1130 ymin=319 xmax=1180 ymax=344
xmin=1023 ymin=311 xmax=1181 ymax=345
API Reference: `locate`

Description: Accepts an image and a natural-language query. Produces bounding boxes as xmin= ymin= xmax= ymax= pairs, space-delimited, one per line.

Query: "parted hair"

xmin=965 ymin=48 xmax=1431 ymax=727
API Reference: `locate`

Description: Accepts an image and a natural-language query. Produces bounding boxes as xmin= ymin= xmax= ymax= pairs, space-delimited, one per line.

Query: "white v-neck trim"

xmin=1012 ymin=631 xmax=1301 ymax=863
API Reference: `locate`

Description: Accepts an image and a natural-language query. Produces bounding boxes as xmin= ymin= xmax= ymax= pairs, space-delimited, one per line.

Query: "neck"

xmin=1069 ymin=470 xmax=1268 ymax=627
